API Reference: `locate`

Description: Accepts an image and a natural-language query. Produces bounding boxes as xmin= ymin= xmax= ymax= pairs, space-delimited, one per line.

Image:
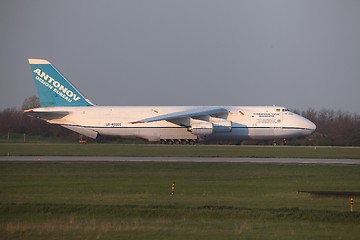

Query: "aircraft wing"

xmin=131 ymin=107 xmax=229 ymax=124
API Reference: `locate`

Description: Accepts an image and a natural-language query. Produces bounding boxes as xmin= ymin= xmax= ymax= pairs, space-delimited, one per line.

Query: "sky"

xmin=1 ymin=0 xmax=360 ymax=113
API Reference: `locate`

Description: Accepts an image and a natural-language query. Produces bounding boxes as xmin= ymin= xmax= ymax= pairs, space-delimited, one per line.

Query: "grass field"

xmin=1 ymin=143 xmax=360 ymax=158
xmin=1 ymin=162 xmax=360 ymax=239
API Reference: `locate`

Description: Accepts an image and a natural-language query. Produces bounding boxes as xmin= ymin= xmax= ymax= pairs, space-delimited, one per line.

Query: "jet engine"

xmin=189 ymin=119 xmax=213 ymax=135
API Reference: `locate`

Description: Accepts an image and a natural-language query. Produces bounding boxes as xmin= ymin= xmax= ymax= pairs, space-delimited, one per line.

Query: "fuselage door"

xmin=273 ymin=108 xmax=284 ymax=137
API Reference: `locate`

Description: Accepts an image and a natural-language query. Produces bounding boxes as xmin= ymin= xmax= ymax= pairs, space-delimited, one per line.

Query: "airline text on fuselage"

xmin=33 ymin=68 xmax=81 ymax=102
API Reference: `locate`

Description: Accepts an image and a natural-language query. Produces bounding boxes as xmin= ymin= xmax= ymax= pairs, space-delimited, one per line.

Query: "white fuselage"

xmin=35 ymin=105 xmax=316 ymax=142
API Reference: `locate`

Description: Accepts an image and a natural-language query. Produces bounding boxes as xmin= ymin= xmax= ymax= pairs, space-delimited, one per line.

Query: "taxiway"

xmin=0 ymin=156 xmax=359 ymax=165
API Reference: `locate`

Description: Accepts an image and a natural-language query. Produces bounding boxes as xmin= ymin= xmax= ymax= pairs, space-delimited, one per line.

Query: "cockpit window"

xmin=282 ymin=108 xmax=290 ymax=112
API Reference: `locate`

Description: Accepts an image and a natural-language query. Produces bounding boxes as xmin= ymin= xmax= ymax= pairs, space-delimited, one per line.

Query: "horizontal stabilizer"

xmin=24 ymin=109 xmax=69 ymax=120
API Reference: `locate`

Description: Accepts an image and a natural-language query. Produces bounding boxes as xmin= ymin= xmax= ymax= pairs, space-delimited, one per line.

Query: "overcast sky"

xmin=1 ymin=1 xmax=360 ymax=113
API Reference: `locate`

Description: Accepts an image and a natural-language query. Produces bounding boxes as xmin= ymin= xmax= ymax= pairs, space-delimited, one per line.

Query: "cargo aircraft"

xmin=25 ymin=59 xmax=316 ymax=144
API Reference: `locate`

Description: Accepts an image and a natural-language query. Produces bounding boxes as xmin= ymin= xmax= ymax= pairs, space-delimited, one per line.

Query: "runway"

xmin=0 ymin=156 xmax=359 ymax=165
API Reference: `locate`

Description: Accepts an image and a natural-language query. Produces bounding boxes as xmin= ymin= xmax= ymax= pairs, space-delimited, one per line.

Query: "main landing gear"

xmin=160 ymin=139 xmax=197 ymax=145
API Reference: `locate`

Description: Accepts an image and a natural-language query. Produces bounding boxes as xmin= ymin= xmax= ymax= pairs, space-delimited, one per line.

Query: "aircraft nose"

xmin=302 ymin=118 xmax=316 ymax=135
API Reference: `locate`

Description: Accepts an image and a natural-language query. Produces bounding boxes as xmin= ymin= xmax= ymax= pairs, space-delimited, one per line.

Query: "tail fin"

xmin=28 ymin=59 xmax=93 ymax=107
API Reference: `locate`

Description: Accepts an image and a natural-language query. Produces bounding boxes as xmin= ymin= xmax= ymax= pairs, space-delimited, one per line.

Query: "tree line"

xmin=295 ymin=108 xmax=360 ymax=146
xmin=1 ymin=97 xmax=360 ymax=145
xmin=0 ymin=96 xmax=78 ymax=141
xmin=0 ymin=108 xmax=78 ymax=141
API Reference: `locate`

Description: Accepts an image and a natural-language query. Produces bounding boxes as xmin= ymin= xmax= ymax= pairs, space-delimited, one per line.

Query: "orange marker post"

xmin=171 ymin=181 xmax=175 ymax=195
xmin=350 ymin=198 xmax=354 ymax=212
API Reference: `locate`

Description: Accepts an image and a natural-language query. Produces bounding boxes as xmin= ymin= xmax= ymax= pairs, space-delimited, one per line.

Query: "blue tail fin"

xmin=28 ymin=59 xmax=93 ymax=107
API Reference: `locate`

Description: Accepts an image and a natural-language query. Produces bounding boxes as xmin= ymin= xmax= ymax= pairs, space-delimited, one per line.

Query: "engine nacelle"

xmin=189 ymin=119 xmax=213 ymax=135
xmin=210 ymin=117 xmax=232 ymax=133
